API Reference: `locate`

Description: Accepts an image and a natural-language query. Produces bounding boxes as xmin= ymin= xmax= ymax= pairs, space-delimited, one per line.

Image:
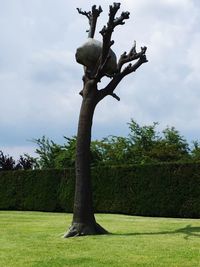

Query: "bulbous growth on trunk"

xmin=75 ymin=38 xmax=117 ymax=75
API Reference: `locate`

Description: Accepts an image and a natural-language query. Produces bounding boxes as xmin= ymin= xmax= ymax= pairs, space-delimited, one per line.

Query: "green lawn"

xmin=0 ymin=211 xmax=199 ymax=267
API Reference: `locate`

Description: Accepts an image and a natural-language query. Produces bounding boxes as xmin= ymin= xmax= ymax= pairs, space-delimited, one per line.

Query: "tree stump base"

xmin=63 ymin=222 xmax=108 ymax=238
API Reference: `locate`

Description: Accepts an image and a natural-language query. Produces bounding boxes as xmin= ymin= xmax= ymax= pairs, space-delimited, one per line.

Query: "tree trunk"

xmin=64 ymin=81 xmax=108 ymax=237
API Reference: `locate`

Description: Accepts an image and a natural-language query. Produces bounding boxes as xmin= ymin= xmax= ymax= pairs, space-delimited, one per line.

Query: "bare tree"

xmin=64 ymin=2 xmax=148 ymax=237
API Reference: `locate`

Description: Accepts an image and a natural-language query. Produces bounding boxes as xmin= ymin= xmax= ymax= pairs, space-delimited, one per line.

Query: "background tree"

xmin=191 ymin=141 xmax=200 ymax=161
xmin=0 ymin=151 xmax=16 ymax=171
xmin=32 ymin=136 xmax=102 ymax=169
xmin=32 ymin=136 xmax=76 ymax=169
xmin=31 ymin=119 xmax=195 ymax=169
xmin=126 ymin=120 xmax=190 ymax=164
xmin=91 ymin=136 xmax=131 ymax=165
xmin=64 ymin=3 xmax=148 ymax=237
xmin=0 ymin=151 xmax=34 ymax=171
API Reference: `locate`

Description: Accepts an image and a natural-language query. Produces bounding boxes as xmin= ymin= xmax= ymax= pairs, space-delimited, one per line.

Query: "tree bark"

xmin=64 ymin=81 xmax=108 ymax=237
xmin=64 ymin=3 xmax=147 ymax=238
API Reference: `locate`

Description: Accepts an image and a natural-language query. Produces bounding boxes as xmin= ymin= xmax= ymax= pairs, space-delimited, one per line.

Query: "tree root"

xmin=63 ymin=222 xmax=108 ymax=238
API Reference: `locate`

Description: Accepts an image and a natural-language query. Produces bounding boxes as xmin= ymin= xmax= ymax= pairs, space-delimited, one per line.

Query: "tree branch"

xmin=77 ymin=5 xmax=102 ymax=38
xmin=97 ymin=73 xmax=123 ymax=102
xmin=95 ymin=3 xmax=130 ymax=80
xmin=117 ymin=42 xmax=147 ymax=73
xmin=111 ymin=93 xmax=120 ymax=101
xmin=97 ymin=45 xmax=148 ymax=102
xmin=121 ymin=48 xmax=148 ymax=76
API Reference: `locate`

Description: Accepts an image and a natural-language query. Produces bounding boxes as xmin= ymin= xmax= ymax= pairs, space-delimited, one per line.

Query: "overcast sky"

xmin=1 ymin=0 xmax=200 ymax=158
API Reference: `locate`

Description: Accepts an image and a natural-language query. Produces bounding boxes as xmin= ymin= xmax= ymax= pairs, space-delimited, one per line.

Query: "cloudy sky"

xmin=1 ymin=0 xmax=200 ymax=158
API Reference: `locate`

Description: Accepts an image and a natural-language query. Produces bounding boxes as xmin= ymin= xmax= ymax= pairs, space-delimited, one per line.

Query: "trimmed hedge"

xmin=0 ymin=163 xmax=199 ymax=218
xmin=93 ymin=163 xmax=200 ymax=218
xmin=0 ymin=169 xmax=75 ymax=212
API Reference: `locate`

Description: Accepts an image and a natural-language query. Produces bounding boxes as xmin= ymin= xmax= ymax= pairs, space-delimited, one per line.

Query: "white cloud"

xmin=0 ymin=0 xmax=200 ymax=157
xmin=185 ymin=33 xmax=200 ymax=83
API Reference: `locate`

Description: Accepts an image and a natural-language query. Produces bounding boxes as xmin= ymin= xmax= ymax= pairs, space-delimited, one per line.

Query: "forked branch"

xmin=122 ymin=53 xmax=148 ymax=76
xmin=118 ymin=42 xmax=148 ymax=74
xmin=77 ymin=5 xmax=102 ymax=38
xmin=98 ymin=43 xmax=148 ymax=102
xmin=96 ymin=3 xmax=130 ymax=80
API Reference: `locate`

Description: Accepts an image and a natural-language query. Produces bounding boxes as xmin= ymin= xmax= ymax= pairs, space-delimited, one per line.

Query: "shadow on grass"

xmin=112 ymin=225 xmax=200 ymax=240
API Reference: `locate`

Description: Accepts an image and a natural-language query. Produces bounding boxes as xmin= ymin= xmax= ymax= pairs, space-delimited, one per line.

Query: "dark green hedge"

xmin=0 ymin=169 xmax=75 ymax=212
xmin=93 ymin=163 xmax=200 ymax=218
xmin=0 ymin=163 xmax=199 ymax=218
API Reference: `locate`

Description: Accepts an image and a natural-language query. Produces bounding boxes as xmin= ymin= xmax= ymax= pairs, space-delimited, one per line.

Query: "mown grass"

xmin=0 ymin=211 xmax=199 ymax=267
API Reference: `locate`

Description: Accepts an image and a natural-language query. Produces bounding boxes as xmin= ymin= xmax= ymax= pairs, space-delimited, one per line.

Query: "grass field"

xmin=0 ymin=211 xmax=199 ymax=267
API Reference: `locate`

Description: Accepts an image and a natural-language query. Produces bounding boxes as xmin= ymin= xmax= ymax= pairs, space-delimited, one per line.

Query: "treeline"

xmin=0 ymin=151 xmax=35 ymax=171
xmin=1 ymin=119 xmax=200 ymax=171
